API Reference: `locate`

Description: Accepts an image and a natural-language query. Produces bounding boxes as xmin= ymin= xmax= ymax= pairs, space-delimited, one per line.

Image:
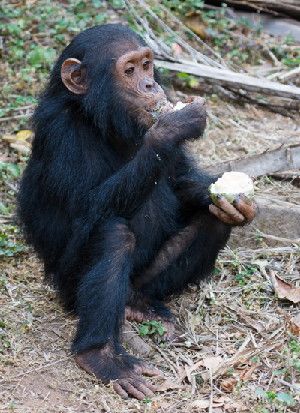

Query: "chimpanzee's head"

xmin=53 ymin=24 xmax=167 ymax=132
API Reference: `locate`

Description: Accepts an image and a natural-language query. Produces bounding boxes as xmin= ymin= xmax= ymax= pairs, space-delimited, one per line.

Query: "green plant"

xmin=0 ymin=162 xmax=21 ymax=180
xmin=255 ymin=387 xmax=296 ymax=407
xmin=234 ymin=264 xmax=256 ymax=285
xmin=138 ymin=320 xmax=166 ymax=337
xmin=0 ymin=226 xmax=25 ymax=257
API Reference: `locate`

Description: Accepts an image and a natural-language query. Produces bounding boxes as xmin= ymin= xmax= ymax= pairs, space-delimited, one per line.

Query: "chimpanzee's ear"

xmin=61 ymin=58 xmax=87 ymax=94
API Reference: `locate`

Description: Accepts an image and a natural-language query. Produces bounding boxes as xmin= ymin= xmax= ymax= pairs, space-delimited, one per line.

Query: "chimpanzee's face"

xmin=114 ymin=46 xmax=167 ymax=125
xmin=60 ymin=45 xmax=167 ymax=128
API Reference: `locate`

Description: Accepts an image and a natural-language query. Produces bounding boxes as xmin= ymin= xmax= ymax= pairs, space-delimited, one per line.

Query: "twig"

xmin=0 ymin=113 xmax=32 ymax=122
xmin=255 ymin=231 xmax=300 ymax=245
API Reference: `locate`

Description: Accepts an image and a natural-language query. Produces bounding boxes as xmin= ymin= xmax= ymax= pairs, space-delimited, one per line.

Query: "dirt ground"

xmin=1 ymin=1 xmax=300 ymax=412
xmin=1 ymin=101 xmax=300 ymax=413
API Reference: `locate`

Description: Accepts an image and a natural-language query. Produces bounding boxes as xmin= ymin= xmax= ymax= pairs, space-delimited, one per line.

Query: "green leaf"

xmin=157 ymin=324 xmax=166 ymax=336
xmin=276 ymin=392 xmax=296 ymax=406
xmin=255 ymin=387 xmax=267 ymax=399
xmin=28 ymin=47 xmax=56 ymax=68
xmin=265 ymin=391 xmax=276 ymax=401
xmin=139 ymin=324 xmax=150 ymax=336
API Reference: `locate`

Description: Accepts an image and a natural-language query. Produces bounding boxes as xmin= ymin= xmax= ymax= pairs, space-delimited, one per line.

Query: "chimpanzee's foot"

xmin=75 ymin=343 xmax=162 ymax=399
xmin=125 ymin=300 xmax=176 ymax=341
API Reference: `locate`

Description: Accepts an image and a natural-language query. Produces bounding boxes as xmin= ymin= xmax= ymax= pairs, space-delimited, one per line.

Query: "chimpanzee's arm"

xmin=171 ymin=149 xmax=217 ymax=212
xmin=88 ymin=100 xmax=207 ymax=220
xmin=88 ymin=133 xmax=174 ymax=220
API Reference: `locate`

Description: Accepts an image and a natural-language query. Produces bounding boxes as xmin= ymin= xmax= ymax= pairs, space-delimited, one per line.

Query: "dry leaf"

xmin=190 ymin=399 xmax=224 ymax=410
xmin=190 ymin=400 xmax=210 ymax=409
xmin=289 ymin=313 xmax=300 ymax=336
xmin=224 ymin=401 xmax=248 ymax=411
xmin=16 ymin=129 xmax=33 ymax=141
xmin=184 ymin=15 xmax=207 ymax=39
xmin=157 ymin=379 xmax=184 ymax=392
xmin=2 ymin=130 xmax=32 ymax=155
xmin=171 ymin=43 xmax=183 ymax=57
xmin=220 ymin=377 xmax=238 ymax=392
xmin=178 ymin=359 xmax=204 ymax=383
xmin=10 ymin=142 xmax=31 ymax=155
xmin=2 ymin=134 xmax=16 ymax=143
xmin=239 ymin=363 xmax=259 ymax=381
xmin=203 ymin=356 xmax=223 ymax=374
xmin=270 ymin=272 xmax=300 ymax=303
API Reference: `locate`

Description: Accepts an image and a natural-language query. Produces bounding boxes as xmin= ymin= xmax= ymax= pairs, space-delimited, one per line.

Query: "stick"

xmin=155 ymin=59 xmax=300 ymax=100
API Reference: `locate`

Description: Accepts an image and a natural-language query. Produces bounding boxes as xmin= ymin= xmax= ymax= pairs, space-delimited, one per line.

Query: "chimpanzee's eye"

xmin=125 ymin=67 xmax=134 ymax=76
xmin=143 ymin=61 xmax=150 ymax=70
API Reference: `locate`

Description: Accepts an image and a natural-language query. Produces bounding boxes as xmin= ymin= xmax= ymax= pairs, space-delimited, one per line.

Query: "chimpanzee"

xmin=18 ymin=24 xmax=256 ymax=399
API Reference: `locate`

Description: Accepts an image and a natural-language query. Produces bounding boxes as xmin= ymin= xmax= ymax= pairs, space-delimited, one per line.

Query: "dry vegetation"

xmin=1 ymin=1 xmax=300 ymax=412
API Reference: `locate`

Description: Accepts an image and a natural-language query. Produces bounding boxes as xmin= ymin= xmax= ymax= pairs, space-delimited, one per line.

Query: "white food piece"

xmin=173 ymin=101 xmax=188 ymax=111
xmin=209 ymin=171 xmax=254 ymax=203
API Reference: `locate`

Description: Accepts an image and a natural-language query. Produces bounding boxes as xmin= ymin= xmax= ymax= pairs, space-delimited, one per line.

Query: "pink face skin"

xmin=114 ymin=46 xmax=167 ymax=126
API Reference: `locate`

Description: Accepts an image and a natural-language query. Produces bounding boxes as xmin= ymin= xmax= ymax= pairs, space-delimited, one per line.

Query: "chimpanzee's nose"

xmin=140 ymin=78 xmax=157 ymax=93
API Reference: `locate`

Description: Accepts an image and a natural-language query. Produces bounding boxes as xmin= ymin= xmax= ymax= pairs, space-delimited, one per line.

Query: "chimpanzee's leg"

xmin=125 ymin=213 xmax=230 ymax=340
xmin=72 ymin=218 xmax=160 ymax=399
xmin=140 ymin=211 xmax=231 ymax=300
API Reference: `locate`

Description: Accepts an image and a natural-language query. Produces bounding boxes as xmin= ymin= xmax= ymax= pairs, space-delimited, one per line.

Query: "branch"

xmin=155 ymin=60 xmax=300 ymax=100
xmin=204 ymin=144 xmax=300 ymax=177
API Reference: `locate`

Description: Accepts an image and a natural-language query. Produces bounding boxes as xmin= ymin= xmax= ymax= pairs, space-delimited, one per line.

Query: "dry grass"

xmin=1 ymin=101 xmax=300 ymax=412
xmin=1 ymin=239 xmax=300 ymax=412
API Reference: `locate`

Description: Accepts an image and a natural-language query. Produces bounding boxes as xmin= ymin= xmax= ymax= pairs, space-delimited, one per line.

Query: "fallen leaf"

xmin=10 ymin=142 xmax=31 ymax=155
xmin=269 ymin=272 xmax=300 ymax=303
xmin=220 ymin=377 xmax=238 ymax=393
xmin=171 ymin=43 xmax=183 ymax=57
xmin=178 ymin=359 xmax=204 ymax=382
xmin=190 ymin=399 xmax=224 ymax=410
xmin=184 ymin=15 xmax=207 ymax=39
xmin=203 ymin=356 xmax=223 ymax=374
xmin=16 ymin=129 xmax=33 ymax=141
xmin=289 ymin=313 xmax=300 ymax=336
xmin=238 ymin=313 xmax=264 ymax=333
xmin=157 ymin=379 xmax=184 ymax=392
xmin=224 ymin=401 xmax=248 ymax=411
xmin=190 ymin=400 xmax=210 ymax=409
xmin=2 ymin=134 xmax=16 ymax=143
xmin=239 ymin=363 xmax=259 ymax=381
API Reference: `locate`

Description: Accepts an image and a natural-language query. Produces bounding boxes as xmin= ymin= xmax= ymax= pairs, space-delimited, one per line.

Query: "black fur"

xmin=18 ymin=24 xmax=231 ymax=357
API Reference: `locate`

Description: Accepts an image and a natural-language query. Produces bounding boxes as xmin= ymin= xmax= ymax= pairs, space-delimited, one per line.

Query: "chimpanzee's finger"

xmin=113 ymin=382 xmax=129 ymax=398
xmin=134 ymin=362 xmax=163 ymax=377
xmin=209 ymin=204 xmax=236 ymax=225
xmin=134 ymin=380 xmax=155 ymax=397
xmin=116 ymin=378 xmax=150 ymax=400
xmin=233 ymin=196 xmax=257 ymax=222
xmin=213 ymin=196 xmax=245 ymax=224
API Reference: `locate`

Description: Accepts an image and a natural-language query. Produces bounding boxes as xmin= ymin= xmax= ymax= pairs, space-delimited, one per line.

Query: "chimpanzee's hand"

xmin=150 ymin=97 xmax=207 ymax=145
xmin=209 ymin=194 xmax=257 ymax=226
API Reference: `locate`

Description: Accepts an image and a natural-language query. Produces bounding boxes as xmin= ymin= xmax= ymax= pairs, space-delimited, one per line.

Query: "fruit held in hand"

xmin=173 ymin=101 xmax=188 ymax=111
xmin=209 ymin=172 xmax=254 ymax=204
xmin=151 ymin=100 xmax=187 ymax=120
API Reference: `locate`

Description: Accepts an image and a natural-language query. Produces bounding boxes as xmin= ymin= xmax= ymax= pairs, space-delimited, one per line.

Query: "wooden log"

xmin=205 ymin=144 xmax=300 ymax=177
xmin=220 ymin=0 xmax=300 ymax=18
xmin=155 ymin=59 xmax=300 ymax=100
xmin=230 ymin=195 xmax=300 ymax=247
